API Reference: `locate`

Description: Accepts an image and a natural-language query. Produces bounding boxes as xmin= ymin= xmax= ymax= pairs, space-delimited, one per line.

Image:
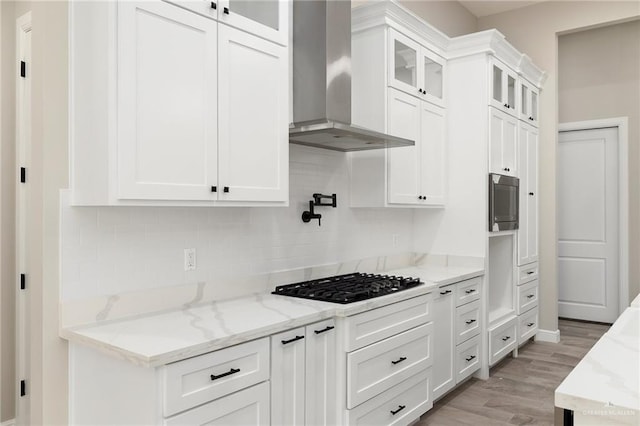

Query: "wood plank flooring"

xmin=416 ymin=319 xmax=610 ymax=426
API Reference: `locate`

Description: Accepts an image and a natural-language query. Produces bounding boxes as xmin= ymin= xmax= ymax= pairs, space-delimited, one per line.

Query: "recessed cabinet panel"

xmin=489 ymin=58 xmax=517 ymax=116
xmin=387 ymin=88 xmax=421 ymax=204
xmin=518 ymin=121 xmax=539 ymax=265
xmin=218 ymin=25 xmax=288 ymax=202
xmin=519 ymin=79 xmax=539 ymax=126
xmin=420 ymin=102 xmax=446 ymax=205
xmin=424 ymin=56 xmax=443 ymax=100
xmin=388 ymin=29 xmax=420 ymax=96
xmin=271 ymin=327 xmax=306 ymax=426
xmin=432 ymin=287 xmax=455 ymax=401
xmin=117 ymin=1 xmax=218 ymax=200
xmin=489 ymin=107 xmax=518 ymax=177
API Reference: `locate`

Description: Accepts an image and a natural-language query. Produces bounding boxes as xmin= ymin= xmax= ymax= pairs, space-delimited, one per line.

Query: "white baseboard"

xmin=1 ymin=419 xmax=15 ymax=426
xmin=535 ymin=328 xmax=561 ymax=343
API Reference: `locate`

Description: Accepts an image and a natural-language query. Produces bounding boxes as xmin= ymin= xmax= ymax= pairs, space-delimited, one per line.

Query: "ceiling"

xmin=459 ymin=1 xmax=547 ymax=18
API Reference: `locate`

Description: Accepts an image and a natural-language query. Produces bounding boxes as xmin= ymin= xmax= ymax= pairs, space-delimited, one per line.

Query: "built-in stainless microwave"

xmin=489 ymin=173 xmax=519 ymax=231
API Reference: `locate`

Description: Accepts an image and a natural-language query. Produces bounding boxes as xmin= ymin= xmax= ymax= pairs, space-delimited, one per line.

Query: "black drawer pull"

xmin=440 ymin=290 xmax=452 ymax=295
xmin=210 ymin=1 xmax=216 ymax=9
xmin=211 ymin=186 xmax=217 ymax=192
xmin=223 ymin=186 xmax=230 ymax=193
xmin=281 ymin=335 xmax=304 ymax=345
xmin=223 ymin=6 xmax=229 ymax=14
xmin=526 ymin=294 xmax=535 ymax=299
xmin=527 ymin=271 xmax=535 ymax=275
xmin=502 ymin=336 xmax=511 ymax=341
xmin=465 ymin=289 xmax=476 ymax=294
xmin=465 ymin=319 xmax=476 ymax=325
xmin=210 ymin=368 xmax=240 ymax=381
xmin=390 ymin=405 xmax=406 ymax=415
xmin=527 ymin=322 xmax=535 ymax=327
xmin=465 ymin=355 xmax=476 ymax=362
xmin=391 ymin=356 xmax=407 ymax=365
xmin=314 ymin=325 xmax=334 ymax=335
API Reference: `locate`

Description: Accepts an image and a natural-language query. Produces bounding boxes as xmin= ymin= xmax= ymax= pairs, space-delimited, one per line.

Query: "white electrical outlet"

xmin=184 ymin=248 xmax=196 ymax=271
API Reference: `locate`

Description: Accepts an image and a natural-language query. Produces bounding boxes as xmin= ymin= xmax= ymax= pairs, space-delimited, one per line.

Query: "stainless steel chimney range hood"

xmin=289 ymin=0 xmax=414 ymax=152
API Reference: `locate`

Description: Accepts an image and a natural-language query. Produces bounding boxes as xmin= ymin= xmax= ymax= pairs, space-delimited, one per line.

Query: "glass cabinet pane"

xmin=531 ymin=91 xmax=538 ymax=120
xmin=229 ymin=0 xmax=279 ymax=30
xmin=394 ymin=40 xmax=417 ymax=87
xmin=521 ymin=85 xmax=528 ymax=113
xmin=493 ymin=65 xmax=502 ymax=102
xmin=507 ymin=75 xmax=516 ymax=107
xmin=424 ymin=56 xmax=442 ymax=99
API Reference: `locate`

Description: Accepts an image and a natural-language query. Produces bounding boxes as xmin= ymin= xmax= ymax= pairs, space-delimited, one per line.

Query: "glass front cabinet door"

xmin=519 ymin=78 xmax=539 ymax=127
xmin=388 ymin=28 xmax=445 ymax=107
xmin=490 ymin=58 xmax=517 ymax=116
xmin=218 ymin=0 xmax=288 ymax=46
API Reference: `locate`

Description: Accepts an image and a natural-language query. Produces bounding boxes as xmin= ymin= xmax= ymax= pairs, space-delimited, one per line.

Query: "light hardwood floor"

xmin=417 ymin=319 xmax=610 ymax=425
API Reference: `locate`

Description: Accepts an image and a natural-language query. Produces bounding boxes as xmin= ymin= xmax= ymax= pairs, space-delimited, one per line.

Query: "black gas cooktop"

xmin=272 ymin=273 xmax=422 ymax=304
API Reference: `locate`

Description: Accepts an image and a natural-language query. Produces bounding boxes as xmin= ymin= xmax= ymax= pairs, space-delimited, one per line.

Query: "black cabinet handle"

xmin=210 ymin=1 xmax=216 ymax=9
xmin=504 ymin=103 xmax=508 ymax=108
xmin=527 ymin=294 xmax=535 ymax=299
xmin=391 ymin=356 xmax=407 ymax=365
xmin=440 ymin=289 xmax=452 ymax=295
xmin=527 ymin=271 xmax=535 ymax=275
xmin=210 ymin=368 xmax=240 ymax=381
xmin=465 ymin=319 xmax=476 ymax=325
xmin=503 ymin=167 xmax=510 ymax=172
xmin=211 ymin=186 xmax=217 ymax=192
xmin=281 ymin=335 xmax=304 ymax=345
xmin=529 ymin=192 xmax=535 ymax=196
xmin=223 ymin=186 xmax=229 ymax=193
xmin=314 ymin=325 xmax=334 ymax=335
xmin=465 ymin=289 xmax=476 ymax=294
xmin=465 ymin=355 xmax=476 ymax=362
xmin=390 ymin=405 xmax=406 ymax=415
xmin=418 ymin=195 xmax=423 ymax=200
xmin=527 ymin=322 xmax=535 ymax=327
xmin=502 ymin=336 xmax=511 ymax=341
xmin=223 ymin=6 xmax=229 ymax=14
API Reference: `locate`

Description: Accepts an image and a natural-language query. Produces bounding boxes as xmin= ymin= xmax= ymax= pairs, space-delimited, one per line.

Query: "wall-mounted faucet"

xmin=302 ymin=193 xmax=337 ymax=226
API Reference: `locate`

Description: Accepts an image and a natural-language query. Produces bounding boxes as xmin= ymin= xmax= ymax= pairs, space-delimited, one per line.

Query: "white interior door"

xmin=558 ymin=127 xmax=619 ymax=323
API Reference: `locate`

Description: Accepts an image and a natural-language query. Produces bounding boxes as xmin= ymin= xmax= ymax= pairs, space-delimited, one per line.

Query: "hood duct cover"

xmin=289 ymin=0 xmax=414 ymax=152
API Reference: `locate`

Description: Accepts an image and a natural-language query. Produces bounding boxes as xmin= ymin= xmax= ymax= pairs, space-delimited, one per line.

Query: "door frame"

xmin=558 ymin=117 xmax=629 ymax=315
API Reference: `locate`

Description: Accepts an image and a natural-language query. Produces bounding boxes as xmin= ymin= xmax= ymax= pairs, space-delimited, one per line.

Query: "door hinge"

xmin=20 ymin=61 xmax=26 ymax=78
xmin=20 ymin=273 xmax=26 ymax=290
xmin=20 ymin=167 xmax=26 ymax=183
xmin=20 ymin=380 xmax=26 ymax=397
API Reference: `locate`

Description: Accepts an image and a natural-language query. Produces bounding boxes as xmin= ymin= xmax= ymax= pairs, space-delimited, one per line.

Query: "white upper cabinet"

xmin=489 ymin=107 xmax=518 ymax=177
xmin=70 ymin=0 xmax=289 ymax=205
xmin=166 ymin=0 xmax=288 ymax=45
xmin=519 ymin=78 xmax=539 ymax=127
xmin=118 ymin=1 xmax=218 ymax=201
xmin=489 ymin=58 xmax=518 ymax=117
xmin=388 ymin=29 xmax=445 ymax=107
xmin=218 ymin=25 xmax=288 ymax=202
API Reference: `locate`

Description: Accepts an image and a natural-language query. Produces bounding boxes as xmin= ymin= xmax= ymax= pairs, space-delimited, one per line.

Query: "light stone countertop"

xmin=60 ymin=265 xmax=483 ymax=368
xmin=555 ymin=307 xmax=640 ymax=424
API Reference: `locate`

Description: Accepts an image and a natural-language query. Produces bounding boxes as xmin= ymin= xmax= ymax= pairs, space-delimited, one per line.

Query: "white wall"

xmin=558 ymin=20 xmax=640 ymax=301
xmin=478 ymin=1 xmax=640 ymax=331
xmin=61 ymin=145 xmax=415 ymax=302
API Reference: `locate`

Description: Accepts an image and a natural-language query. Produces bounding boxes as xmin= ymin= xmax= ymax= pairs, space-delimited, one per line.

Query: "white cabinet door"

xmin=420 ymin=102 xmax=446 ymax=205
xmin=489 ymin=58 xmax=517 ymax=116
xmin=489 ymin=107 xmax=518 ymax=176
xmin=420 ymin=49 xmax=446 ymax=107
xmin=518 ymin=121 xmax=539 ymax=265
xmin=218 ymin=25 xmax=288 ymax=202
xmin=387 ymin=88 xmax=421 ymax=204
xmin=432 ymin=286 xmax=455 ymax=400
xmin=218 ymin=0 xmax=288 ymax=46
xmin=305 ymin=320 xmax=337 ymax=426
xmin=519 ymin=79 xmax=539 ymax=127
xmin=164 ymin=382 xmax=270 ymax=426
xmin=117 ymin=1 xmax=218 ymax=201
xmin=271 ymin=327 xmax=306 ymax=426
xmin=388 ymin=29 xmax=422 ymax=98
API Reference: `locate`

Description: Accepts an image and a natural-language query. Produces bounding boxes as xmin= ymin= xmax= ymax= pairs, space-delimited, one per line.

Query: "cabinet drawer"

xmin=516 ymin=280 xmax=538 ymax=314
xmin=455 ymin=276 xmax=481 ymax=307
xmin=346 ymin=368 xmax=432 ymax=426
xmin=347 ymin=322 xmax=433 ymax=409
xmin=518 ymin=307 xmax=539 ymax=343
xmin=164 ymin=381 xmax=269 ymax=425
xmin=345 ymin=294 xmax=432 ymax=352
xmin=162 ymin=338 xmax=269 ymax=416
xmin=455 ymin=334 xmax=481 ymax=383
xmin=518 ymin=263 xmax=538 ymax=285
xmin=489 ymin=317 xmax=518 ymax=366
xmin=455 ymin=300 xmax=481 ymax=345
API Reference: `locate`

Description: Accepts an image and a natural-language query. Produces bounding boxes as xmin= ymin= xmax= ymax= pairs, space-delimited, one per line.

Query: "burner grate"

xmin=272 ymin=273 xmax=422 ymax=304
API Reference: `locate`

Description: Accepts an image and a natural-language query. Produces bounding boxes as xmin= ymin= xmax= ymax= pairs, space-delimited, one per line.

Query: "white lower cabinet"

xmin=271 ymin=319 xmax=337 ymax=426
xmin=518 ymin=307 xmax=539 ymax=343
xmin=432 ymin=277 xmax=482 ymax=401
xmin=164 ymin=382 xmax=270 ymax=426
xmin=488 ymin=317 xmax=518 ymax=366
